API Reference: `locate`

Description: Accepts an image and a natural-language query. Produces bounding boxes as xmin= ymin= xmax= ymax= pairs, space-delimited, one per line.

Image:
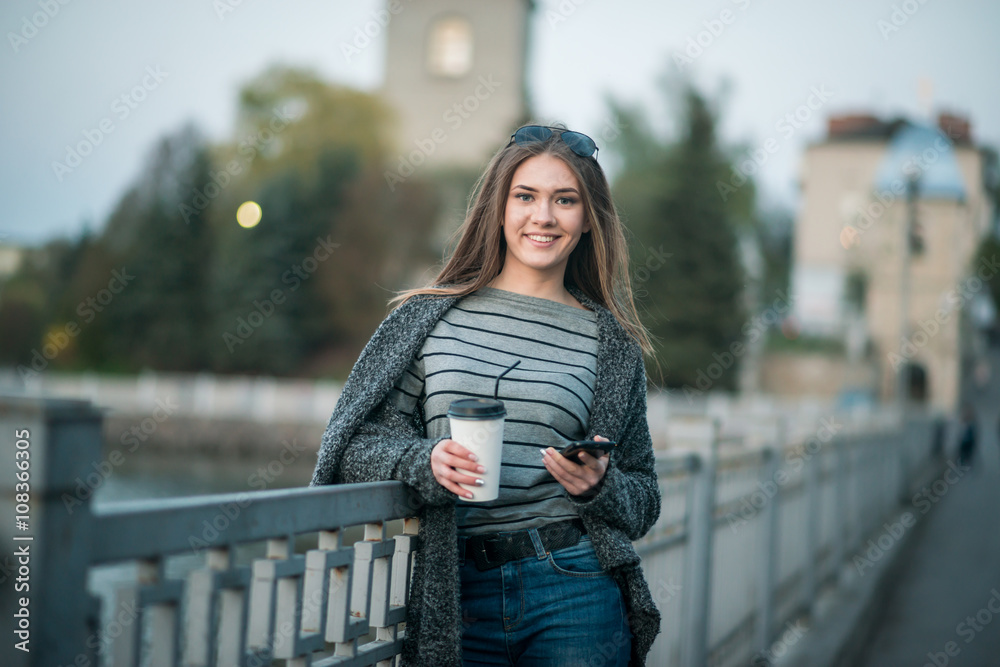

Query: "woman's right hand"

xmin=430 ymin=438 xmax=485 ymax=500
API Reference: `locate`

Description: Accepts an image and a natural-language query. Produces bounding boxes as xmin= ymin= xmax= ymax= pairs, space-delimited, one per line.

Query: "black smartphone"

xmin=561 ymin=440 xmax=616 ymax=464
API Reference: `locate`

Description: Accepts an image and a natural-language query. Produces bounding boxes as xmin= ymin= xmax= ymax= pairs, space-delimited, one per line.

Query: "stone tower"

xmin=381 ymin=0 xmax=532 ymax=176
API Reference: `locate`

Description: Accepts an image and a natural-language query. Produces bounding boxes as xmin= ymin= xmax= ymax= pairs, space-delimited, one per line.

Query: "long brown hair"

xmin=389 ymin=124 xmax=654 ymax=356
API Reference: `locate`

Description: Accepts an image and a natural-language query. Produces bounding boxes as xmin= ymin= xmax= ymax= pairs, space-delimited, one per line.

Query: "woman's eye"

xmin=515 ymin=193 xmax=532 ymax=202
xmin=557 ymin=197 xmax=578 ymax=205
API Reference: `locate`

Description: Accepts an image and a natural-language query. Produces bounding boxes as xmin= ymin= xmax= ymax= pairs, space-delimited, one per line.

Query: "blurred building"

xmin=790 ymin=112 xmax=995 ymax=411
xmin=381 ymin=0 xmax=532 ymax=169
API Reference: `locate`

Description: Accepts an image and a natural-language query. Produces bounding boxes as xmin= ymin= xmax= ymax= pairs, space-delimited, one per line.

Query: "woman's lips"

xmin=525 ymin=233 xmax=558 ymax=247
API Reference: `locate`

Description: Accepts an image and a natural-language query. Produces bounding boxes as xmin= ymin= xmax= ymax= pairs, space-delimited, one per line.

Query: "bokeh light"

xmin=236 ymin=201 xmax=262 ymax=228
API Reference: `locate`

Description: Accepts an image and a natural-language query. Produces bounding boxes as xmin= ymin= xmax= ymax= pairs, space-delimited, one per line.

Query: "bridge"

xmin=0 ymin=390 xmax=989 ymax=667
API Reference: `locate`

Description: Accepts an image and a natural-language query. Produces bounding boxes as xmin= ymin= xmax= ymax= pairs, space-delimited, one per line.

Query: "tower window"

xmin=427 ymin=16 xmax=473 ymax=78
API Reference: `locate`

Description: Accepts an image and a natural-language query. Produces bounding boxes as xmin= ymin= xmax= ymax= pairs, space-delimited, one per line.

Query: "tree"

xmin=100 ymin=123 xmax=215 ymax=371
xmin=610 ymin=77 xmax=749 ymax=391
xmin=0 ymin=64 xmax=443 ymax=378
xmin=204 ymin=64 xmax=441 ymax=376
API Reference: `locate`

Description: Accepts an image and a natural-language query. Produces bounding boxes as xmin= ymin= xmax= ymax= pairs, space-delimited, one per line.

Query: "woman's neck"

xmin=486 ymin=274 xmax=588 ymax=311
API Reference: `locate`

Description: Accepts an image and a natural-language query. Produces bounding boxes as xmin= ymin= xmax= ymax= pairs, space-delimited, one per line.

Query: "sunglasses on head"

xmin=508 ymin=125 xmax=599 ymax=160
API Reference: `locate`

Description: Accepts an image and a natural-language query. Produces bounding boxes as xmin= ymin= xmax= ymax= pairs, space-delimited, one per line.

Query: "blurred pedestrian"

xmin=311 ymin=124 xmax=661 ymax=665
xmin=957 ymin=404 xmax=977 ymax=467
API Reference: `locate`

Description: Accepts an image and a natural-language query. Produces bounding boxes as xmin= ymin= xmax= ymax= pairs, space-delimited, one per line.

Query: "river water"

xmin=91 ymin=455 xmax=314 ymax=507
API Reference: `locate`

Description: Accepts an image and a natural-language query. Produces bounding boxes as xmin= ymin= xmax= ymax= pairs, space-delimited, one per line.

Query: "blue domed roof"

xmin=874 ymin=122 xmax=966 ymax=201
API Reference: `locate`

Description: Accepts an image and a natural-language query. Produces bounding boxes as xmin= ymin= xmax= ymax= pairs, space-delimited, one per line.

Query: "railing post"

xmin=832 ymin=432 xmax=849 ymax=583
xmin=0 ymin=396 xmax=103 ymax=667
xmin=679 ymin=419 xmax=718 ymax=667
xmin=896 ymin=409 xmax=912 ymax=504
xmin=754 ymin=444 xmax=779 ymax=657
xmin=804 ymin=424 xmax=821 ymax=617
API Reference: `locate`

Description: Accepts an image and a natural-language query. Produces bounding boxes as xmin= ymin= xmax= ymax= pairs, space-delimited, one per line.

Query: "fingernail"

xmin=539 ymin=448 xmax=547 ymax=457
xmin=474 ymin=479 xmax=485 ymax=486
xmin=465 ymin=492 xmax=474 ymax=499
xmin=468 ymin=453 xmax=479 ymax=462
xmin=476 ymin=465 xmax=485 ymax=473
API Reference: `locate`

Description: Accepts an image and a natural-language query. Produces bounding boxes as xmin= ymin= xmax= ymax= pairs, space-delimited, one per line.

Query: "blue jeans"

xmin=458 ymin=529 xmax=632 ymax=666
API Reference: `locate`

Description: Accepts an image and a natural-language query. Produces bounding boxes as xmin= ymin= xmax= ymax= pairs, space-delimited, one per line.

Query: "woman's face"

xmin=501 ymin=153 xmax=590 ymax=283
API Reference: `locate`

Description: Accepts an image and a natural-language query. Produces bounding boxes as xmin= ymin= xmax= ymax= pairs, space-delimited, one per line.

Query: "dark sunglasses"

xmin=508 ymin=125 xmax=599 ymax=160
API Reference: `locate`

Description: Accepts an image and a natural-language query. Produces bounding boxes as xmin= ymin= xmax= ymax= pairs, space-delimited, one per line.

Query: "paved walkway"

xmin=858 ymin=349 xmax=1000 ymax=666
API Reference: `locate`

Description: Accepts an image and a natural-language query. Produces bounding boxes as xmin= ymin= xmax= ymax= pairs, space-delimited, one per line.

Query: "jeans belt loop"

xmin=527 ymin=527 xmax=547 ymax=560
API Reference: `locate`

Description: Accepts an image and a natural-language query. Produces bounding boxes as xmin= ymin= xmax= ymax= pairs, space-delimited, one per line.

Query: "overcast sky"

xmin=1 ymin=0 xmax=997 ymax=246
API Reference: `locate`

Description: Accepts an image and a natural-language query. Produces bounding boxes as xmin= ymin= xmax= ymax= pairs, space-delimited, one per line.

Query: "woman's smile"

xmin=525 ymin=233 xmax=559 ymax=245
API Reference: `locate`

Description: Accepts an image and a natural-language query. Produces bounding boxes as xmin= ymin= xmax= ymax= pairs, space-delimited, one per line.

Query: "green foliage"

xmin=974 ymin=233 xmax=1000 ymax=312
xmin=0 ymin=65 xmax=441 ymax=378
xmin=100 ymin=124 xmax=214 ymax=371
xmin=610 ymin=78 xmax=752 ymax=390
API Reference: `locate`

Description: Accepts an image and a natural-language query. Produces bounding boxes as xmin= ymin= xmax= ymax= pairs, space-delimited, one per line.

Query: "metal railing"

xmin=635 ymin=413 xmax=940 ymax=666
xmin=0 ymin=396 xmax=940 ymax=667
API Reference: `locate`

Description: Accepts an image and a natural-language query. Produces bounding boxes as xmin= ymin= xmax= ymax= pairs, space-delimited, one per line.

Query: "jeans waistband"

xmin=459 ymin=518 xmax=586 ymax=571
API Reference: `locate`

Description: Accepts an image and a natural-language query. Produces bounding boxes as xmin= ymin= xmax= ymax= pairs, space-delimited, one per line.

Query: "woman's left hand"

xmin=542 ymin=435 xmax=611 ymax=497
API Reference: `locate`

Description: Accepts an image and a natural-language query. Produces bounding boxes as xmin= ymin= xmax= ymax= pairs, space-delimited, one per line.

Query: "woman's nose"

xmin=531 ymin=200 xmax=555 ymax=224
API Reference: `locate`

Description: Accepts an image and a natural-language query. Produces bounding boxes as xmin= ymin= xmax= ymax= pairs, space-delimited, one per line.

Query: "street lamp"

xmin=897 ymin=172 xmax=921 ymax=408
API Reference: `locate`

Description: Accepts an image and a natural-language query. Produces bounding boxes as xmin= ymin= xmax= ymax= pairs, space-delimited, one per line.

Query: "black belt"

xmin=461 ymin=519 xmax=587 ymax=571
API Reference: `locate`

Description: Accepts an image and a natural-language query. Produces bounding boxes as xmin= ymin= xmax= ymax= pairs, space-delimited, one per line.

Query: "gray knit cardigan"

xmin=310 ymin=284 xmax=662 ymax=665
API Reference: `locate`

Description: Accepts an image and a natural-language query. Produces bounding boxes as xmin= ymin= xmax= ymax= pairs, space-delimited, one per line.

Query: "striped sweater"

xmin=388 ymin=286 xmax=599 ymax=535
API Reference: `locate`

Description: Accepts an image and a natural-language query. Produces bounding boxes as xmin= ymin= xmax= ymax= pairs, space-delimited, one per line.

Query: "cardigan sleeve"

xmin=310 ymin=295 xmax=457 ymax=507
xmin=567 ymin=347 xmax=661 ymax=540
xmin=336 ymin=394 xmax=456 ymax=507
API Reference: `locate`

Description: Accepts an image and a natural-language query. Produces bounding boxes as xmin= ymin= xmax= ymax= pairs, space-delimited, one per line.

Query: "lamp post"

xmin=896 ymin=172 xmax=921 ymax=409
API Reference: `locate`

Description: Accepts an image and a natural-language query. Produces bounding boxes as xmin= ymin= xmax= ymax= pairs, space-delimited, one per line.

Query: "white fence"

xmin=7 ymin=372 xmax=343 ymax=424
xmin=7 ymin=370 xmax=874 ymax=449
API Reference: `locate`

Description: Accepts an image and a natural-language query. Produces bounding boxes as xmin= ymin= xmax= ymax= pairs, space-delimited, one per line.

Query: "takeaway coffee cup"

xmin=448 ymin=398 xmax=506 ymax=502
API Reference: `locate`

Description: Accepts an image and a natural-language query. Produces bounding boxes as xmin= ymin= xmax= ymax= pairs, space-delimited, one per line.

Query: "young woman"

xmin=311 ymin=125 xmax=662 ymax=666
